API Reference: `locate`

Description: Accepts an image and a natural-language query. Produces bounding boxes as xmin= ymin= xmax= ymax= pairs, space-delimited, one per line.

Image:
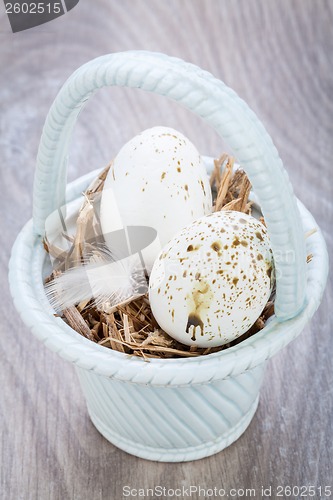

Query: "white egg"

xmin=100 ymin=126 xmax=212 ymax=272
xmin=149 ymin=211 xmax=275 ymax=347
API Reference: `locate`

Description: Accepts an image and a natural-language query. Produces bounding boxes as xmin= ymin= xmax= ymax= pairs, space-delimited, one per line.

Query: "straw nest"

xmin=44 ymin=154 xmax=277 ymax=359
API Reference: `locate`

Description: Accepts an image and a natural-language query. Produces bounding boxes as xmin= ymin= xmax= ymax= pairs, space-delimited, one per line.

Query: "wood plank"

xmin=1 ymin=1 xmax=332 ymax=498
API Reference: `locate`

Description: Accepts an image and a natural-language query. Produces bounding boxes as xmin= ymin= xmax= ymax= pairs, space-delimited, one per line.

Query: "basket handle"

xmin=33 ymin=51 xmax=306 ymax=321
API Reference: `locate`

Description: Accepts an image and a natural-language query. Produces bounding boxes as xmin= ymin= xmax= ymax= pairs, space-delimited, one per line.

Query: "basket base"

xmin=87 ymin=395 xmax=259 ymax=462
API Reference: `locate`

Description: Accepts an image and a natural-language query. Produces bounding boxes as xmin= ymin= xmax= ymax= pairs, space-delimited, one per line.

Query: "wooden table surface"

xmin=1 ymin=1 xmax=332 ymax=499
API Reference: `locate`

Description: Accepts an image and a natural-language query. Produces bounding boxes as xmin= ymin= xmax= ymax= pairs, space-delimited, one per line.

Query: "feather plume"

xmin=45 ymin=245 xmax=148 ymax=312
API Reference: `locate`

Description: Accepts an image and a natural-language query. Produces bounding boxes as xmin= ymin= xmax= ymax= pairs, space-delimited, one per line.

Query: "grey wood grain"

xmin=1 ymin=0 xmax=332 ymax=499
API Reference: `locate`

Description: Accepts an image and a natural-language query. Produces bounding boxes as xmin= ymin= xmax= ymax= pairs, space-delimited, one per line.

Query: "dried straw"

xmin=45 ymin=154 xmax=277 ymax=359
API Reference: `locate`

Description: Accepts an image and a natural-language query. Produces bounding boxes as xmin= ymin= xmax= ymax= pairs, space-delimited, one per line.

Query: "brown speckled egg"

xmin=149 ymin=211 xmax=274 ymax=347
xmin=100 ymin=126 xmax=212 ymax=272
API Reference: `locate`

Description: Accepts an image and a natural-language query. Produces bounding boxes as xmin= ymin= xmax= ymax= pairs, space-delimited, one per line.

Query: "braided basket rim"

xmin=8 ymin=165 xmax=329 ymax=386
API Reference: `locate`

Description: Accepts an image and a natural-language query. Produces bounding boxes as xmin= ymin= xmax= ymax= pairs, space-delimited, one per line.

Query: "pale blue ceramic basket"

xmin=9 ymin=52 xmax=328 ymax=462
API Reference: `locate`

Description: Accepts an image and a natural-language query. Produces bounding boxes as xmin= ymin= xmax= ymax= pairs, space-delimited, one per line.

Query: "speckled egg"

xmin=100 ymin=126 xmax=212 ymax=272
xmin=149 ymin=210 xmax=275 ymax=347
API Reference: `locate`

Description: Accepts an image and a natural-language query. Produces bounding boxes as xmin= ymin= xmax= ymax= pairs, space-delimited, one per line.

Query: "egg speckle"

xmin=149 ymin=211 xmax=275 ymax=347
xmin=100 ymin=127 xmax=212 ymax=272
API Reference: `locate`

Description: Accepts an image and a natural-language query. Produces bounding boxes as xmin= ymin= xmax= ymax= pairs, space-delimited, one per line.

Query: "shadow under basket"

xmin=9 ymin=51 xmax=328 ymax=462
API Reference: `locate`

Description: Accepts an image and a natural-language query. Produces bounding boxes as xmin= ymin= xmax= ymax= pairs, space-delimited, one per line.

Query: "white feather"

xmin=45 ymin=252 xmax=147 ymax=312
